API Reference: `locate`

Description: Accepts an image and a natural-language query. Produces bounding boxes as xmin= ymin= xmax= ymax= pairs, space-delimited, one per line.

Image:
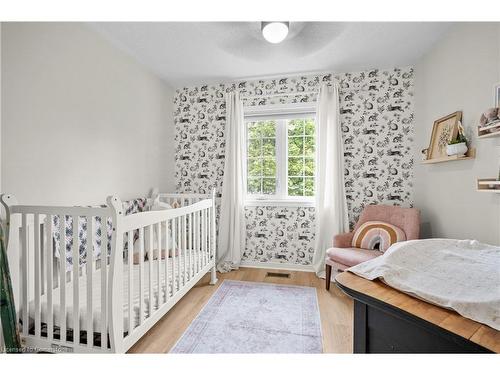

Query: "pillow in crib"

xmin=133 ymin=201 xmax=178 ymax=263
xmin=351 ymin=221 xmax=406 ymax=252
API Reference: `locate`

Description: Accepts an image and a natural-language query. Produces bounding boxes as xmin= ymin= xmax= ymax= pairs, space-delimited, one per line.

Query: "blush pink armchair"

xmin=325 ymin=204 xmax=420 ymax=290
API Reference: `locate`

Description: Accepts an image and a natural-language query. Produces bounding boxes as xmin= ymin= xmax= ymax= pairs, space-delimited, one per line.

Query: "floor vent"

xmin=266 ymin=272 xmax=290 ymax=278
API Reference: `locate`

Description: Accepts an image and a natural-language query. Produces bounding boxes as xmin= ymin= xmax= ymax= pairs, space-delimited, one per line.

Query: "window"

xmin=245 ymin=113 xmax=316 ymax=204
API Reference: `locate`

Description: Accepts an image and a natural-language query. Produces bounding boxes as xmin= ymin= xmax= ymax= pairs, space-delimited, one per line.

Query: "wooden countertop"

xmin=335 ymin=272 xmax=500 ymax=353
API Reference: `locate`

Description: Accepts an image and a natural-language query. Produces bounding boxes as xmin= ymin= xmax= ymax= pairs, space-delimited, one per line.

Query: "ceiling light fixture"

xmin=261 ymin=22 xmax=289 ymax=44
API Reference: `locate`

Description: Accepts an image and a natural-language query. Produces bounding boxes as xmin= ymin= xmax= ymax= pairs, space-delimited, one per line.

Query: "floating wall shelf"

xmin=421 ymin=148 xmax=476 ymax=164
xmin=477 ymin=121 xmax=500 ymax=139
xmin=477 ymin=178 xmax=500 ymax=193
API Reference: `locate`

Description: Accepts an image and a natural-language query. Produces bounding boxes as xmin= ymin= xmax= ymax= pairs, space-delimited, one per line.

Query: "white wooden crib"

xmin=1 ymin=190 xmax=218 ymax=353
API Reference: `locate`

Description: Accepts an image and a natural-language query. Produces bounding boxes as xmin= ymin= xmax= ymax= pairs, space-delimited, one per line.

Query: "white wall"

xmin=414 ymin=23 xmax=500 ymax=245
xmin=1 ymin=22 xmax=176 ymax=207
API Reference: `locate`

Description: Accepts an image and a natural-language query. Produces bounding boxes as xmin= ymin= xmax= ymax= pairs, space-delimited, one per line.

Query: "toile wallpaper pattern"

xmin=173 ymin=67 xmax=415 ymax=266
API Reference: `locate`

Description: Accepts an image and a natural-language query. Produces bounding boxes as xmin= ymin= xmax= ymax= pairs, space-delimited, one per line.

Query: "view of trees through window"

xmin=287 ymin=119 xmax=315 ymax=196
xmin=246 ymin=118 xmax=315 ymax=199
xmin=247 ymin=120 xmax=277 ymax=195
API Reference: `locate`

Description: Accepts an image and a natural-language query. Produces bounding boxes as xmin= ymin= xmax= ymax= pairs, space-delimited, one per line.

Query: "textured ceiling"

xmin=89 ymin=22 xmax=452 ymax=88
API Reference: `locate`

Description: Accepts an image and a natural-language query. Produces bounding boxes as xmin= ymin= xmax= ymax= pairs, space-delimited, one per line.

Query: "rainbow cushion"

xmin=351 ymin=221 xmax=406 ymax=252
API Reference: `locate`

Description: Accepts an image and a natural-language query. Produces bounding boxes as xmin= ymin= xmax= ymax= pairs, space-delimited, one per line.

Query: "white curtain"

xmin=217 ymin=92 xmax=246 ymax=273
xmin=312 ymin=83 xmax=349 ymax=278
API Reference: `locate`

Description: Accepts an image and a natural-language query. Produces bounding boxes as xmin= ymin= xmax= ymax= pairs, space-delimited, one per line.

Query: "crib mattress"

xmin=28 ymin=251 xmax=208 ymax=334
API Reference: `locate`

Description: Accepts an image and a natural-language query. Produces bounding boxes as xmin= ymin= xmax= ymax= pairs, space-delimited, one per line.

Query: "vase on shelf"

xmin=446 ymin=142 xmax=468 ymax=157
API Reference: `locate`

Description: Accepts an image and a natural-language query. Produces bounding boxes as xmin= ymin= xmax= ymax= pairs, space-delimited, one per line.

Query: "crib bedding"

xmin=28 ymin=251 xmax=206 ymax=334
xmin=347 ymin=239 xmax=500 ymax=330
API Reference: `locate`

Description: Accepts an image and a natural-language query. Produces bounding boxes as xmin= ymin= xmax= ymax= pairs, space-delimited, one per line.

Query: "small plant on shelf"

xmin=446 ymin=122 xmax=469 ymax=156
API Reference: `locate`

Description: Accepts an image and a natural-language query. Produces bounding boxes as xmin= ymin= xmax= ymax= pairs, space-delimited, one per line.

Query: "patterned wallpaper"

xmin=173 ymin=67 xmax=415 ymax=266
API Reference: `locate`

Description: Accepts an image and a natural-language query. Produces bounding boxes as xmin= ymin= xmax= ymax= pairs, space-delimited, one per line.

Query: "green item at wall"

xmin=0 ymin=223 xmax=22 ymax=352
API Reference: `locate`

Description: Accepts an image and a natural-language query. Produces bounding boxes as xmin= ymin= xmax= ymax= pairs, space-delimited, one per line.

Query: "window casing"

xmin=244 ymin=107 xmax=316 ymax=206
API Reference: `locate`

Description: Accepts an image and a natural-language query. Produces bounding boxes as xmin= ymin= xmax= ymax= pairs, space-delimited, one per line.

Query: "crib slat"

xmin=157 ymin=222 xmax=161 ymax=306
xmin=204 ymin=209 xmax=208 ymax=267
xmin=20 ymin=214 xmax=28 ymax=336
xmin=127 ymin=230 xmax=133 ymax=334
xmin=59 ymin=215 xmax=67 ymax=342
xmin=183 ymin=216 xmax=187 ymax=286
xmin=201 ymin=209 xmax=205 ymax=268
xmin=165 ymin=220 xmax=170 ymax=302
xmin=205 ymin=209 xmax=208 ymax=267
xmin=207 ymin=208 xmax=211 ymax=265
xmin=194 ymin=210 xmax=199 ymax=273
xmin=72 ymin=216 xmax=80 ymax=344
xmin=41 ymin=221 xmax=46 ymax=296
xmin=206 ymin=208 xmax=210 ymax=265
xmin=211 ymin=202 xmax=216 ymax=262
xmin=138 ymin=227 xmax=144 ymax=324
xmin=148 ymin=225 xmax=153 ymax=314
xmin=207 ymin=208 xmax=210 ymax=266
xmin=177 ymin=217 xmax=181 ymax=289
xmin=100 ymin=217 xmax=108 ymax=349
xmin=45 ymin=216 xmax=54 ymax=340
xmin=34 ymin=214 xmax=41 ymax=337
xmin=87 ymin=217 xmax=94 ymax=347
xmin=201 ymin=209 xmax=205 ymax=269
xmin=189 ymin=212 xmax=193 ymax=279
xmin=172 ymin=218 xmax=176 ymax=293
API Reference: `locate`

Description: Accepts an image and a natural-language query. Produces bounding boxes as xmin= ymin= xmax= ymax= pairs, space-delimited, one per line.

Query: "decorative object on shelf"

xmin=446 ymin=121 xmax=468 ymax=156
xmin=478 ymin=107 xmax=500 ymax=138
xmin=446 ymin=141 xmax=468 ymax=157
xmin=426 ymin=111 xmax=461 ymax=160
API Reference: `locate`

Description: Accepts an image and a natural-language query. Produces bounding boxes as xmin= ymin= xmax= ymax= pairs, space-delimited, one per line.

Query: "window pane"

xmin=304 ymin=119 xmax=315 ymax=136
xmin=288 ymin=136 xmax=304 ymax=156
xmin=288 ymin=157 xmax=304 ymax=176
xmin=262 ymin=178 xmax=276 ymax=195
xmin=262 ymin=138 xmax=276 ymax=157
xmin=304 ymin=137 xmax=315 ymax=157
xmin=247 ymin=139 xmax=261 ymax=158
xmin=247 ymin=158 xmax=262 ymax=177
xmin=262 ymin=159 xmax=276 ymax=176
xmin=259 ymin=120 xmax=276 ymax=137
xmin=304 ymin=158 xmax=315 ymax=177
xmin=288 ymin=119 xmax=304 ymax=136
xmin=247 ymin=122 xmax=260 ymax=139
xmin=248 ymin=178 xmax=262 ymax=194
xmin=304 ymin=178 xmax=315 ymax=196
xmin=288 ymin=177 xmax=304 ymax=196
xmin=246 ymin=119 xmax=276 ymax=196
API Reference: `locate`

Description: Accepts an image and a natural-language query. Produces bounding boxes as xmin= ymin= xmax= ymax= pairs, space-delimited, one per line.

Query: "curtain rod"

xmin=241 ymin=90 xmax=318 ymax=100
xmin=239 ymin=86 xmax=369 ymax=100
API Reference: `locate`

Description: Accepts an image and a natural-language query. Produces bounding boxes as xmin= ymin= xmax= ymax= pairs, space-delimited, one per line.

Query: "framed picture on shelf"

xmin=426 ymin=111 xmax=462 ymax=160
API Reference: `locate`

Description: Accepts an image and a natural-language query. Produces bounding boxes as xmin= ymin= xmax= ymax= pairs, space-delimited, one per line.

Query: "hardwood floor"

xmin=128 ymin=267 xmax=353 ymax=353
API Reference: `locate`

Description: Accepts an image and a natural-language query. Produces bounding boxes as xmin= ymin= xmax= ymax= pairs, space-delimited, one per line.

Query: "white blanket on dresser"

xmin=347 ymin=239 xmax=500 ymax=330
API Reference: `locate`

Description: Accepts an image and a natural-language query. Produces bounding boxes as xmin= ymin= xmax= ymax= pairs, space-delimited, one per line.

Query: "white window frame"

xmin=243 ymin=103 xmax=317 ymax=207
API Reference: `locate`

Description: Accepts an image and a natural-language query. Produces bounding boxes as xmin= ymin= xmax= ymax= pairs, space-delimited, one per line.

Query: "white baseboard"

xmin=239 ymin=261 xmax=315 ymax=272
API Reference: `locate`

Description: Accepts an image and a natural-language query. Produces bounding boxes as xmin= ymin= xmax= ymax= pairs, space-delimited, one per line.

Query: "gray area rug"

xmin=170 ymin=280 xmax=322 ymax=353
